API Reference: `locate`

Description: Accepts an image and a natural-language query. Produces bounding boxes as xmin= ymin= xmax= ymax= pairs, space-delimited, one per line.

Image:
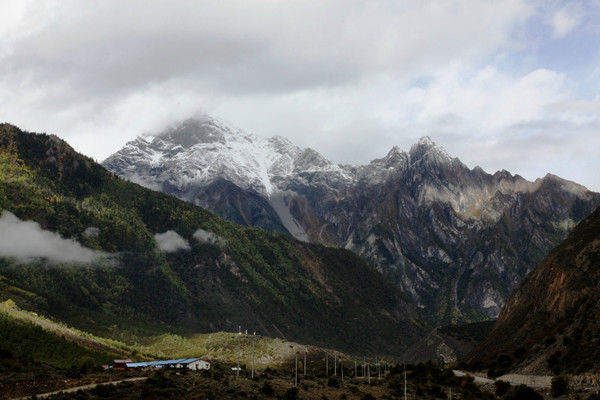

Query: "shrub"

xmin=260 ymin=381 xmax=275 ymax=397
xmin=504 ymin=384 xmax=543 ymax=400
xmin=551 ymin=375 xmax=569 ymax=397
xmin=513 ymin=347 xmax=526 ymax=360
xmin=494 ymin=380 xmax=510 ymax=396
xmin=497 ymin=354 xmax=513 ymax=368
xmin=547 ymin=351 xmax=562 ymax=373
xmin=284 ymin=387 xmax=298 ymax=400
xmin=327 ymin=376 xmax=339 ymax=387
xmin=78 ymin=356 xmax=95 ymax=374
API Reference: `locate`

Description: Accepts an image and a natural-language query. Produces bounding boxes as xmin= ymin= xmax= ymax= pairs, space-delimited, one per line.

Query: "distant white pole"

xmin=236 ymin=334 xmax=240 ymax=379
xmin=404 ymin=363 xmax=407 ymax=400
xmin=368 ymin=363 xmax=371 ymax=384
xmin=449 ymin=387 xmax=452 ymax=400
xmin=341 ymin=358 xmax=344 ymax=383
xmin=251 ymin=333 xmax=255 ymax=378
xmin=295 ymin=355 xmax=298 ymax=387
xmin=304 ymin=350 xmax=306 ymax=376
xmin=334 ymin=354 xmax=337 ymax=376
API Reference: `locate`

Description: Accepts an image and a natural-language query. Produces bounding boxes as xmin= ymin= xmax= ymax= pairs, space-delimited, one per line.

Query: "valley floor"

xmin=4 ymin=363 xmax=600 ymax=400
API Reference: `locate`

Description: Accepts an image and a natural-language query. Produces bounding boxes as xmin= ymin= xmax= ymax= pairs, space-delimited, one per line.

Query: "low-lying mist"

xmin=0 ymin=211 xmax=109 ymax=265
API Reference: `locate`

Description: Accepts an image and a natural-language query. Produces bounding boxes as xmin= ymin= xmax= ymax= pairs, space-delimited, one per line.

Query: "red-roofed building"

xmin=112 ymin=359 xmax=132 ymax=370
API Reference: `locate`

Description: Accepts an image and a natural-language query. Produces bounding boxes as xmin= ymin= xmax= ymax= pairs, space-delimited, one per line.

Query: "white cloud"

xmin=0 ymin=211 xmax=103 ymax=264
xmin=212 ymin=64 xmax=568 ymax=164
xmin=83 ymin=226 xmax=100 ymax=238
xmin=547 ymin=6 xmax=582 ymax=38
xmin=154 ymin=230 xmax=190 ymax=252
xmin=193 ymin=229 xmax=226 ymax=246
xmin=0 ymin=0 xmax=531 ymax=159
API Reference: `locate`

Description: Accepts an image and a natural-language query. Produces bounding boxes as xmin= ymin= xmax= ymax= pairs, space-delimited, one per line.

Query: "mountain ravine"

xmin=103 ymin=116 xmax=600 ymax=324
xmin=468 ymin=205 xmax=600 ymax=374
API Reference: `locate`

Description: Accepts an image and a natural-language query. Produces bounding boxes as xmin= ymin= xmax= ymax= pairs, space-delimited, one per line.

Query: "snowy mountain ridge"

xmin=105 ymin=116 xmax=353 ymax=198
xmin=106 ymin=116 xmax=475 ymax=201
xmin=103 ymin=115 xmax=600 ymax=323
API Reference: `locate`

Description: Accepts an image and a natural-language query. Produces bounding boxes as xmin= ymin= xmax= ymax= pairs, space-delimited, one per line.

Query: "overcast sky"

xmin=1 ymin=0 xmax=599 ymax=190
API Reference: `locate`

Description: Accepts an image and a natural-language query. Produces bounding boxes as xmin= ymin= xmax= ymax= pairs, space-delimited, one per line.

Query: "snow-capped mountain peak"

xmin=104 ymin=116 xmax=340 ymax=197
xmin=409 ymin=136 xmax=452 ymax=165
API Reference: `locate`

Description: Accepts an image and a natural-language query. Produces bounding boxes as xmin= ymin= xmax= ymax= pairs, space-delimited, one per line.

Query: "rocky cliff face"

xmin=103 ymin=116 xmax=600 ymax=324
xmin=468 ymin=205 xmax=600 ymax=374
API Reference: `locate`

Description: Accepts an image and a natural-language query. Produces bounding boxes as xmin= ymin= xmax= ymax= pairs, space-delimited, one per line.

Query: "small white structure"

xmin=185 ymin=359 xmax=211 ymax=370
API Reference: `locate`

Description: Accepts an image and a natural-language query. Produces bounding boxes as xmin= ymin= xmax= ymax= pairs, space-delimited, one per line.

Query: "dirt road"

xmin=12 ymin=377 xmax=148 ymax=400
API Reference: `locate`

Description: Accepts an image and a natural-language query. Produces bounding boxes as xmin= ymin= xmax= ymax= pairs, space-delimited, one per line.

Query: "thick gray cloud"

xmin=154 ymin=230 xmax=190 ymax=252
xmin=1 ymin=1 xmax=528 ymax=97
xmin=0 ymin=211 xmax=104 ymax=264
xmin=0 ymin=1 xmax=598 ymax=191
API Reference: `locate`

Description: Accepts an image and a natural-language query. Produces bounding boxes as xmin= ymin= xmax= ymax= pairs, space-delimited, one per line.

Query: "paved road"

xmin=12 ymin=377 xmax=148 ymax=399
xmin=453 ymin=370 xmax=551 ymax=388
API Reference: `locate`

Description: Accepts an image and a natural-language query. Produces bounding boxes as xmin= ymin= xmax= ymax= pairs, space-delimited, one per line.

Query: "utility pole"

xmin=326 ymin=353 xmax=329 ymax=376
xmin=404 ymin=363 xmax=407 ymax=400
xmin=295 ymin=355 xmax=298 ymax=387
xmin=235 ymin=327 xmax=242 ymax=378
xmin=304 ymin=350 xmax=306 ymax=376
xmin=251 ymin=332 xmax=255 ymax=378
xmin=341 ymin=358 xmax=344 ymax=383
xmin=368 ymin=363 xmax=371 ymax=384
xmin=334 ymin=354 xmax=337 ymax=376
xmin=449 ymin=387 xmax=452 ymax=400
xmin=354 ymin=360 xmax=357 ymax=378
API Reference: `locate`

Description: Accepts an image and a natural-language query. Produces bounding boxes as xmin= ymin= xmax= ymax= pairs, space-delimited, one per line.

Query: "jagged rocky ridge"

xmin=104 ymin=116 xmax=600 ymax=323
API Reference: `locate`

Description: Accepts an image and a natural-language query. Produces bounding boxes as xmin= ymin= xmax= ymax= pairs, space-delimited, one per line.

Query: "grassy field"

xmin=0 ymin=299 xmax=138 ymax=362
xmin=0 ymin=298 xmax=349 ymax=370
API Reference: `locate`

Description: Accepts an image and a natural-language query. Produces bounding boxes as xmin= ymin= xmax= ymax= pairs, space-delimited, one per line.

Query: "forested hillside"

xmin=0 ymin=123 xmax=423 ymax=356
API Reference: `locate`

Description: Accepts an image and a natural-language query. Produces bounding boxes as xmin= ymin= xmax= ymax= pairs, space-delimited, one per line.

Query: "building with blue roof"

xmin=124 ymin=358 xmax=210 ymax=371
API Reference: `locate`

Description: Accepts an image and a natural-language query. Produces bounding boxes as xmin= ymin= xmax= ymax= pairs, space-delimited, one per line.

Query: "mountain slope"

xmin=0 ymin=123 xmax=423 ymax=356
xmin=468 ymin=205 xmax=600 ymax=374
xmin=104 ymin=116 xmax=600 ymax=323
